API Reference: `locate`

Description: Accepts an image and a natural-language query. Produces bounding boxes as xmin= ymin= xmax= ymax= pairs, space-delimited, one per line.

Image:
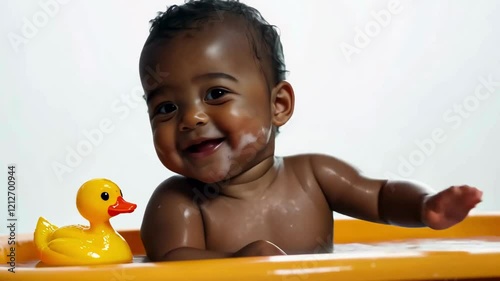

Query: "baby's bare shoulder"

xmin=147 ymin=176 xmax=201 ymax=206
xmin=283 ymin=153 xmax=342 ymax=169
xmin=282 ymin=153 xmax=359 ymax=187
xmin=281 ymin=153 xmax=333 ymax=182
xmin=284 ymin=153 xmax=358 ymax=171
xmin=142 ymin=176 xmax=206 ymax=260
xmin=142 ymin=176 xmax=203 ymax=232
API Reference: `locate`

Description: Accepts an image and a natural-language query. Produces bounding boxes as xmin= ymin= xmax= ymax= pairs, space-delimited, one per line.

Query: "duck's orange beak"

xmin=108 ymin=196 xmax=137 ymax=217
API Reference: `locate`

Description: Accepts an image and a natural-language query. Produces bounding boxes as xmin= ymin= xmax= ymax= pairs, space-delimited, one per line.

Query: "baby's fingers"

xmin=452 ymin=185 xmax=483 ymax=206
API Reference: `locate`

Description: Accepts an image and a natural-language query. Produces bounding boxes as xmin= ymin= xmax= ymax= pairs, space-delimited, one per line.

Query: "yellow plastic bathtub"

xmin=1 ymin=214 xmax=500 ymax=281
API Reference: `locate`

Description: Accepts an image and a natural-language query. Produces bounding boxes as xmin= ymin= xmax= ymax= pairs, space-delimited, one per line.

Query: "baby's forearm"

xmin=378 ymin=180 xmax=434 ymax=227
xmin=154 ymin=240 xmax=286 ymax=261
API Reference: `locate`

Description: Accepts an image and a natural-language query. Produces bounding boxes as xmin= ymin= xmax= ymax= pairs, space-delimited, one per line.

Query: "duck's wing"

xmin=51 ymin=224 xmax=87 ymax=240
xmin=34 ymin=217 xmax=58 ymax=253
xmin=40 ymin=237 xmax=103 ymax=265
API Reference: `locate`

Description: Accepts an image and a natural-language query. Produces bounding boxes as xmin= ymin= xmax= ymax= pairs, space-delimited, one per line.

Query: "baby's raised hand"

xmin=422 ymin=185 xmax=483 ymax=230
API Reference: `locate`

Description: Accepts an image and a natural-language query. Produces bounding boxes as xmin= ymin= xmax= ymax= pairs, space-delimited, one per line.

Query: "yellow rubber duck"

xmin=34 ymin=178 xmax=137 ymax=266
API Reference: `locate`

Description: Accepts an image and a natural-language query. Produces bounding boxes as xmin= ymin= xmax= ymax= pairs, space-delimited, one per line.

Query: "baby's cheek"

xmin=227 ymin=103 xmax=255 ymax=119
xmin=153 ymin=128 xmax=173 ymax=153
xmin=153 ymin=128 xmax=181 ymax=166
xmin=248 ymin=127 xmax=271 ymax=152
xmin=226 ymin=105 xmax=271 ymax=130
xmin=232 ymin=126 xmax=272 ymax=164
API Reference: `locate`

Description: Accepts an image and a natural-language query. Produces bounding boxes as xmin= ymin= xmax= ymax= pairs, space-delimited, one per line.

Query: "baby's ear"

xmin=271 ymin=81 xmax=295 ymax=127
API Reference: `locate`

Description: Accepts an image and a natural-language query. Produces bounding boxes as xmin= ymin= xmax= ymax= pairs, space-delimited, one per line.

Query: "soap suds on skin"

xmin=213 ymin=127 xmax=271 ymax=181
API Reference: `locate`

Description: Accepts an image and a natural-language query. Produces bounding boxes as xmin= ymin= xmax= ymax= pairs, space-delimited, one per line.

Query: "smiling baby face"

xmin=140 ymin=17 xmax=281 ymax=183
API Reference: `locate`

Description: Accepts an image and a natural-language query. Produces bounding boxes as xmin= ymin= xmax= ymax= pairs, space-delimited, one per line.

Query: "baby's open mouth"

xmin=186 ymin=138 xmax=225 ymax=153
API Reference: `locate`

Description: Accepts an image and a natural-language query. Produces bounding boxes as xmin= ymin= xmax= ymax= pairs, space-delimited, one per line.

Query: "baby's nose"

xmin=178 ymin=107 xmax=208 ymax=131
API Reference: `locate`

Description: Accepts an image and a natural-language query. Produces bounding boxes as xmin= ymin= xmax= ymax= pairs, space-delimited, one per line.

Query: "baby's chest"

xmin=201 ymin=187 xmax=333 ymax=254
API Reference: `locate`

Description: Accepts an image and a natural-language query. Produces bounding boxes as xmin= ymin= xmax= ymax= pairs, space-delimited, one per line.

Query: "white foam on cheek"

xmin=237 ymin=126 xmax=272 ymax=155
xmin=216 ymin=131 xmax=261 ymax=179
xmin=214 ymin=144 xmax=232 ymax=178
xmin=219 ymin=133 xmax=256 ymax=177
xmin=215 ymin=127 xmax=271 ymax=180
xmin=236 ymin=132 xmax=258 ymax=152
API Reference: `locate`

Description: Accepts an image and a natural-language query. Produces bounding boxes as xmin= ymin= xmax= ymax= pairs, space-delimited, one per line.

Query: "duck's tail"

xmin=34 ymin=217 xmax=58 ymax=254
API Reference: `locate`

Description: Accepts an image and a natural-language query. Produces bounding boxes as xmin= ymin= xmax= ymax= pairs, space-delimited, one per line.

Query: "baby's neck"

xmin=216 ymin=155 xmax=282 ymax=200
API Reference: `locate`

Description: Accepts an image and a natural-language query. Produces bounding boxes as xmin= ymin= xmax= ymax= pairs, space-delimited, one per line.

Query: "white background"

xmin=1 ymin=0 xmax=499 ymax=234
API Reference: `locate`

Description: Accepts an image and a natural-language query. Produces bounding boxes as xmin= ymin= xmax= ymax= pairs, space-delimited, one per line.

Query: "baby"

xmin=139 ymin=0 xmax=483 ymax=261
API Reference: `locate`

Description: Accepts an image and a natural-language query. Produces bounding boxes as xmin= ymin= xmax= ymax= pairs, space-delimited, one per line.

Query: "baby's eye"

xmin=154 ymin=102 xmax=177 ymax=115
xmin=205 ymin=88 xmax=229 ymax=101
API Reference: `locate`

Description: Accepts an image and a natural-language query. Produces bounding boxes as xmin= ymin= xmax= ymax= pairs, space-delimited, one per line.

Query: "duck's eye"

xmin=101 ymin=192 xmax=109 ymax=201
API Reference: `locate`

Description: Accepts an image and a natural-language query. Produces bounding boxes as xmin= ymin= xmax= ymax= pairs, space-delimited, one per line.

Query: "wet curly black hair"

xmin=145 ymin=0 xmax=287 ymax=86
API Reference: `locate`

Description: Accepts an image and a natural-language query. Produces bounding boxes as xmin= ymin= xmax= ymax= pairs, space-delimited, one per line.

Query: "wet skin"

xmin=141 ymin=18 xmax=277 ymax=185
xmin=139 ymin=18 xmax=483 ymax=261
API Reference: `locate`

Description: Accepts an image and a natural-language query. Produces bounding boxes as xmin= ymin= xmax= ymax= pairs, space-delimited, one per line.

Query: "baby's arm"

xmin=310 ymin=154 xmax=482 ymax=229
xmin=141 ymin=176 xmax=285 ymax=261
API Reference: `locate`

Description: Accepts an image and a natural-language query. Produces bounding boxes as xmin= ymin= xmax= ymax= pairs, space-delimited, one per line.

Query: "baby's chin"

xmin=191 ymin=171 xmax=232 ymax=185
xmin=167 ymin=164 xmax=230 ymax=184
